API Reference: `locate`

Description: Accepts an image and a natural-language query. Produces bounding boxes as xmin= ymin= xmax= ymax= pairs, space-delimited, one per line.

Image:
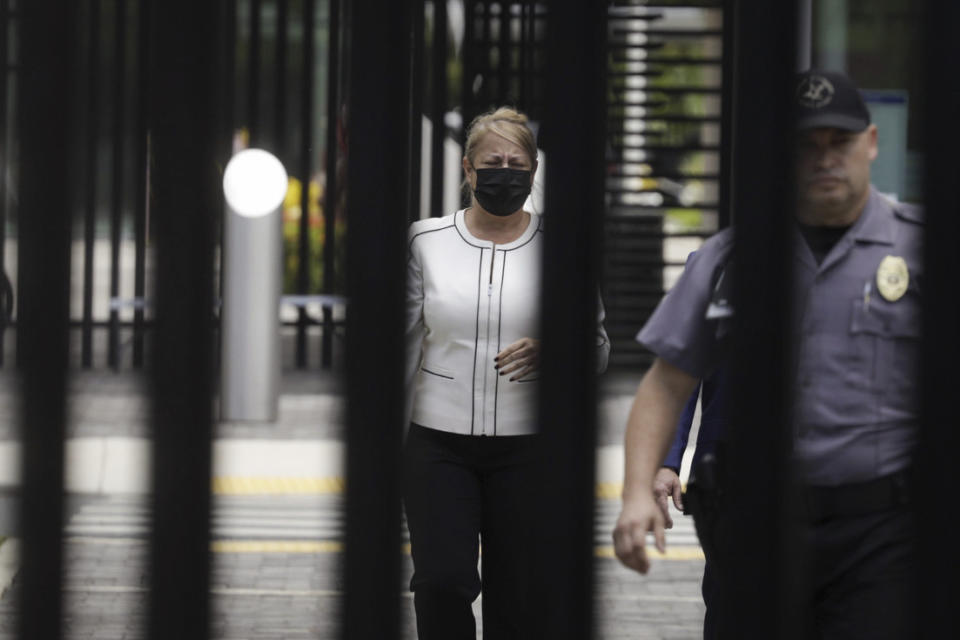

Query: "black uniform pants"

xmin=402 ymin=423 xmax=539 ymax=640
xmin=803 ymin=505 xmax=916 ymax=639
xmin=701 ymin=557 xmax=718 ymax=639
xmin=694 ymin=489 xmax=915 ymax=639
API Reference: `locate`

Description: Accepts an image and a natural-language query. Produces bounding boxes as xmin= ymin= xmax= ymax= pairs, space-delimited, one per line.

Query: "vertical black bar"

xmin=248 ymin=0 xmax=261 ymax=145
xmin=530 ymin=2 xmax=605 ymax=637
xmin=108 ymin=0 xmax=127 ymax=370
xmin=459 ymin=0 xmax=473 ymax=149
xmin=132 ymin=0 xmax=150 ymax=368
xmin=717 ymin=0 xmax=735 ymax=230
xmin=497 ymin=0 xmax=509 ymax=100
xmin=0 ymin=0 xmax=10 ymax=367
xmin=429 ymin=0 xmax=446 ymax=218
xmin=15 ymin=0 xmax=76 ymax=638
xmin=722 ymin=0 xmax=800 ymax=637
xmin=274 ymin=0 xmax=288 ymax=159
xmin=321 ymin=0 xmax=341 ymax=368
xmin=482 ymin=1 xmax=492 ymax=105
xmin=341 ymin=0 xmax=411 ymax=636
xmin=407 ymin=0 xmax=424 ymax=222
xmin=918 ymin=0 xmax=960 ymax=636
xmin=223 ymin=0 xmax=237 ymax=155
xmin=272 ymin=0 xmax=288 ymax=362
xmin=218 ymin=0 xmax=238 ymax=319
xmin=224 ymin=0 xmax=237 ymax=157
xmin=145 ymin=1 xmax=219 ymax=638
xmin=81 ymin=0 xmax=101 ymax=368
xmin=295 ymin=0 xmax=315 ymax=369
xmin=11 ymin=4 xmax=19 ymax=369
xmin=519 ymin=0 xmax=530 ymax=110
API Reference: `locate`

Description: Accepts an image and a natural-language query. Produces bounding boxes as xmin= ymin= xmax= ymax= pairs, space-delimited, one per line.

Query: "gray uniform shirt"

xmin=637 ymin=187 xmax=923 ymax=486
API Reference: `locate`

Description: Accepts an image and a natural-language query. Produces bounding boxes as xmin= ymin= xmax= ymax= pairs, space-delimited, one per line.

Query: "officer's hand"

xmin=612 ymin=493 xmax=667 ymax=575
xmin=653 ymin=467 xmax=683 ymax=529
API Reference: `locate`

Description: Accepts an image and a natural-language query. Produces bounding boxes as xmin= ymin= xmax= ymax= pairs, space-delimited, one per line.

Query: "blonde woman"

xmin=404 ymin=106 xmax=610 ymax=638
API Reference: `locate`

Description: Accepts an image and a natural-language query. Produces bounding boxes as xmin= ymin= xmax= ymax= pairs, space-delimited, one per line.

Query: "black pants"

xmin=701 ymin=558 xmax=717 ymax=639
xmin=803 ymin=506 xmax=916 ymax=639
xmin=403 ymin=423 xmax=539 ymax=640
xmin=696 ymin=503 xmax=915 ymax=639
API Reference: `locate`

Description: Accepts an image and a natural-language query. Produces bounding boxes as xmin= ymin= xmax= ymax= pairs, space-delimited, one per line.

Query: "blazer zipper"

xmin=482 ymin=246 xmax=496 ymax=435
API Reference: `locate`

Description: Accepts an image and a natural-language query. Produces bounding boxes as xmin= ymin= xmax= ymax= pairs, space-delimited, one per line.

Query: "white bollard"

xmin=220 ymin=149 xmax=288 ymax=421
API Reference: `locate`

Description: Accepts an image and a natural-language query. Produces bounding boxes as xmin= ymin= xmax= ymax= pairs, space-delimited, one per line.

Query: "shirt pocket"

xmin=848 ymin=295 xmax=921 ymax=398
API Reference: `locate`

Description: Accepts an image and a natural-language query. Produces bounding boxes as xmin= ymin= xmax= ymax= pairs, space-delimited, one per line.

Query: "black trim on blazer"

xmin=453 ymin=210 xmax=491 ymax=249
xmin=471 ymin=248 xmax=483 ymax=435
xmin=421 ymin=367 xmax=454 ymax=380
xmin=407 ymin=223 xmax=456 ymax=266
xmin=498 ymin=214 xmax=543 ymax=253
xmin=408 ymin=222 xmax=456 ymax=252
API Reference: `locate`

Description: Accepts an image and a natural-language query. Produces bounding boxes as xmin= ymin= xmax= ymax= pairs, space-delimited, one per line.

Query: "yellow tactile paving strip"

xmin=211 ymin=540 xmax=703 ymax=560
xmin=209 ymin=477 xmax=704 ymax=560
xmin=594 ymin=546 xmax=705 ymax=560
xmin=214 ymin=476 xmax=625 ymax=498
xmin=213 ymin=476 xmax=345 ymax=495
xmin=212 ymin=540 xmax=344 ymax=553
xmin=595 ymin=482 xmax=622 ymax=500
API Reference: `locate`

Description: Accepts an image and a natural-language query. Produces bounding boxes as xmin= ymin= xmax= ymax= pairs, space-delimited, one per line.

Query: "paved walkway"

xmin=0 ymin=370 xmax=706 ymax=639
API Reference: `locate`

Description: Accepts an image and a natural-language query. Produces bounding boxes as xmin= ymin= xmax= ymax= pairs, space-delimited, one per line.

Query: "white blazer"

xmin=406 ymin=209 xmax=610 ymax=436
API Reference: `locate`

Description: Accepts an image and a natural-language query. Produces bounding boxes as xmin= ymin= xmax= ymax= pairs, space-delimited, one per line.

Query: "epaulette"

xmin=892 ymin=202 xmax=924 ymax=225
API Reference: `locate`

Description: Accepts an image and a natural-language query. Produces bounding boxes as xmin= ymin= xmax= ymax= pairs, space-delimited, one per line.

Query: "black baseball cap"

xmin=795 ymin=69 xmax=871 ymax=132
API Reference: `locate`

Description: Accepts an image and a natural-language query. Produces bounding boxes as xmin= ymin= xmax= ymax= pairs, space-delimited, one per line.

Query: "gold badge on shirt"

xmin=876 ymin=255 xmax=909 ymax=302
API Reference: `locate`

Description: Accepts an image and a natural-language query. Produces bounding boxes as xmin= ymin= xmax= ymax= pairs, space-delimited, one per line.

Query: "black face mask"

xmin=472 ymin=167 xmax=532 ymax=216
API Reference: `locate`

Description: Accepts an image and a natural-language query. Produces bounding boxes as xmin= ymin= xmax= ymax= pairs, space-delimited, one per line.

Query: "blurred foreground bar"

xmin=341 ymin=0 xmax=413 ymax=638
xmin=917 ymin=0 xmax=960 ymax=636
xmin=146 ymin=1 xmax=220 ymax=639
xmin=724 ymin=0 xmax=801 ymax=636
xmin=16 ymin=1 xmax=76 ymax=638
xmin=531 ymin=1 xmax=606 ymax=637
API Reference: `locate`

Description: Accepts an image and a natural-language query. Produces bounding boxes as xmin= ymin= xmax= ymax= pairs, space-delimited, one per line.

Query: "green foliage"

xmin=282 ymin=177 xmax=347 ymax=294
xmin=283 ymin=219 xmax=347 ymax=294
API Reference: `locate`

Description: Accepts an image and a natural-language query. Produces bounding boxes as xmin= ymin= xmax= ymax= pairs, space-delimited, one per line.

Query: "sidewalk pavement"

xmin=0 ymin=369 xmax=648 ymax=495
xmin=0 ymin=369 xmax=706 ymax=639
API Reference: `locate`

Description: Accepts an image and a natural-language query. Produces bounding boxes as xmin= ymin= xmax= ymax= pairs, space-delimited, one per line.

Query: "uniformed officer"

xmin=613 ymin=69 xmax=921 ymax=638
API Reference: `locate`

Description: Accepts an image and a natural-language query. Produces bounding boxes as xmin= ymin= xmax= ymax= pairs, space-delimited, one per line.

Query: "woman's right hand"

xmin=494 ymin=337 xmax=540 ymax=381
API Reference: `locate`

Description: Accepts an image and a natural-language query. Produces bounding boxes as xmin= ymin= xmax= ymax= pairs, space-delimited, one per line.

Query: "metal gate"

xmin=0 ymin=0 xmax=345 ymax=372
xmin=7 ymin=0 xmax=959 ymax=638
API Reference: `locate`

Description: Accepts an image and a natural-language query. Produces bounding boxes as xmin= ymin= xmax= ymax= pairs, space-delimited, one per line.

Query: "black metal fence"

xmin=0 ymin=0 xmax=346 ymax=372
xmin=0 ymin=0 xmax=725 ymax=373
xmin=7 ymin=0 xmax=959 ymax=638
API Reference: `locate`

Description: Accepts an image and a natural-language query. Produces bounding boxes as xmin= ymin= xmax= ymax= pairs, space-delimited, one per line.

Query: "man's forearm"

xmin=622 ymin=358 xmax=698 ymax=499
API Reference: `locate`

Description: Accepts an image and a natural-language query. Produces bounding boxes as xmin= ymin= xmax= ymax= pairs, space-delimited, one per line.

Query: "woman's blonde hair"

xmin=461 ymin=107 xmax=537 ymax=204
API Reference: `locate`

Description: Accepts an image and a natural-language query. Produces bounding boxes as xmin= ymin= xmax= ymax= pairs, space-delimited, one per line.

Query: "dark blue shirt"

xmin=662 ymin=368 xmax=727 ymax=473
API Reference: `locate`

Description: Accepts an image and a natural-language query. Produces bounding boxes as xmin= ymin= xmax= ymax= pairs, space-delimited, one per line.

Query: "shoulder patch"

xmin=892 ymin=203 xmax=924 ymax=225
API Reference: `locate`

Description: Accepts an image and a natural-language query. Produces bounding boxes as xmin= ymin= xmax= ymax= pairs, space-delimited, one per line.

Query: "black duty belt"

xmin=803 ymin=469 xmax=911 ymax=522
